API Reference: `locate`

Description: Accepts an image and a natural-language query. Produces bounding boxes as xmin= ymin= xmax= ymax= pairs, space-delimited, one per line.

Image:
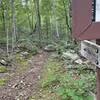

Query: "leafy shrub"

xmin=31 ymin=46 xmax=38 ymax=55
xmin=55 ymin=72 xmax=94 ymax=100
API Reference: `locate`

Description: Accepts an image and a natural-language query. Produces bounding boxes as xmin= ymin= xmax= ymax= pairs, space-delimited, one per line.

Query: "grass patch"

xmin=0 ymin=66 xmax=8 ymax=86
xmin=41 ymin=58 xmax=62 ymax=88
xmin=15 ymin=53 xmax=30 ymax=73
xmin=0 ymin=78 xmax=7 ymax=86
xmin=0 ymin=66 xmax=7 ymax=73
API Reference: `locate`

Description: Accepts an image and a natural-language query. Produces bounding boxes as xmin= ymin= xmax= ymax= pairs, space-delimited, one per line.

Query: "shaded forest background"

xmin=0 ymin=0 xmax=71 ymax=54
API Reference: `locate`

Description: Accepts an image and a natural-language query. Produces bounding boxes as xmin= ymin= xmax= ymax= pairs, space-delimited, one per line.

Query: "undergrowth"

xmin=30 ymin=54 xmax=96 ymax=100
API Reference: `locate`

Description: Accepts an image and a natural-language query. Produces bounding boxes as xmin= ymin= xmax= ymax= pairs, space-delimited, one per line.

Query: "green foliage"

xmin=55 ymin=72 xmax=94 ymax=100
xmin=15 ymin=53 xmax=31 ymax=73
xmin=15 ymin=54 xmax=28 ymax=65
xmin=54 ymin=40 xmax=78 ymax=56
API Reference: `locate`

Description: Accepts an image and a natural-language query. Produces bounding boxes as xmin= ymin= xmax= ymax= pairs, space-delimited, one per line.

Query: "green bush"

xmin=31 ymin=46 xmax=38 ymax=55
xmin=55 ymin=73 xmax=94 ymax=100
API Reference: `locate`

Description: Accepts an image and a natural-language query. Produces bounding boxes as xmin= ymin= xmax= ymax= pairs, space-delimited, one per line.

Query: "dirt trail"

xmin=0 ymin=51 xmax=48 ymax=100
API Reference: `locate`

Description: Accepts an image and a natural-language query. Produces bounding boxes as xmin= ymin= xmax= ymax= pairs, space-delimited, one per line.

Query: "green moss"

xmin=0 ymin=66 xmax=7 ymax=73
xmin=15 ymin=53 xmax=29 ymax=73
xmin=15 ymin=53 xmax=28 ymax=65
xmin=19 ymin=60 xmax=28 ymax=66
xmin=15 ymin=53 xmax=23 ymax=62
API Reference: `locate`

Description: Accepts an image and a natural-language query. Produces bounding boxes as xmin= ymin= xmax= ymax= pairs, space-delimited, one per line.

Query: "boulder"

xmin=62 ymin=51 xmax=79 ymax=60
xmin=44 ymin=44 xmax=56 ymax=52
xmin=20 ymin=51 xmax=29 ymax=59
xmin=0 ymin=59 xmax=8 ymax=66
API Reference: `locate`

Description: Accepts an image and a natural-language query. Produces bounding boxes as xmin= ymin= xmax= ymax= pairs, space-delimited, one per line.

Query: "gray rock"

xmin=44 ymin=45 xmax=56 ymax=52
xmin=20 ymin=52 xmax=29 ymax=58
xmin=74 ymin=59 xmax=83 ymax=64
xmin=62 ymin=51 xmax=79 ymax=60
xmin=0 ymin=59 xmax=8 ymax=66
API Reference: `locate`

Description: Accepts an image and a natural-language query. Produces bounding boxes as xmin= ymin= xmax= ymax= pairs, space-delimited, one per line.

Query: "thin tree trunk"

xmin=46 ymin=17 xmax=49 ymax=44
xmin=50 ymin=17 xmax=53 ymax=41
xmin=24 ymin=0 xmax=36 ymax=34
xmin=31 ymin=5 xmax=34 ymax=33
xmin=11 ymin=0 xmax=16 ymax=52
xmin=24 ymin=1 xmax=33 ymax=33
xmin=5 ymin=0 xmax=9 ymax=56
xmin=1 ymin=3 xmax=6 ymax=32
xmin=62 ymin=0 xmax=71 ymax=32
xmin=62 ymin=0 xmax=73 ymax=42
xmin=35 ymin=0 xmax=41 ymax=45
xmin=52 ymin=0 xmax=59 ymax=38
xmin=0 ymin=0 xmax=2 ymax=7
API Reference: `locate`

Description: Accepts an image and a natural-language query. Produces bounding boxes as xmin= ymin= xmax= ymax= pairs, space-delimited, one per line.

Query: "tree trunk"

xmin=0 ymin=0 xmax=2 ymax=7
xmin=46 ymin=17 xmax=49 ymax=44
xmin=52 ymin=0 xmax=59 ymax=38
xmin=1 ymin=3 xmax=6 ymax=32
xmin=11 ymin=0 xmax=16 ymax=52
xmin=35 ymin=0 xmax=41 ymax=45
xmin=62 ymin=0 xmax=71 ymax=32
xmin=5 ymin=0 xmax=9 ymax=56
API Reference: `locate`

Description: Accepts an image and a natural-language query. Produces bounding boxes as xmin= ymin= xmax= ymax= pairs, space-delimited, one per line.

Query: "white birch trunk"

xmin=5 ymin=0 xmax=9 ymax=56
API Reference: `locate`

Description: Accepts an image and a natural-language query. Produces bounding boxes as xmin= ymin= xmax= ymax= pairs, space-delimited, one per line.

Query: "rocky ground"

xmin=0 ymin=51 xmax=48 ymax=100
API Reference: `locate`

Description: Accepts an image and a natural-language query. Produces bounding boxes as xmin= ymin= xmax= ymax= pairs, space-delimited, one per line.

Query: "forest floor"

xmin=0 ymin=51 xmax=49 ymax=100
xmin=0 ymin=45 xmax=96 ymax=100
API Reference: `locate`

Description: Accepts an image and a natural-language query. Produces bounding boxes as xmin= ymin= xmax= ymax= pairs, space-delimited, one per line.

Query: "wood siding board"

xmin=72 ymin=0 xmax=100 ymax=40
xmin=79 ymin=22 xmax=100 ymax=40
xmin=72 ymin=0 xmax=92 ymax=39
